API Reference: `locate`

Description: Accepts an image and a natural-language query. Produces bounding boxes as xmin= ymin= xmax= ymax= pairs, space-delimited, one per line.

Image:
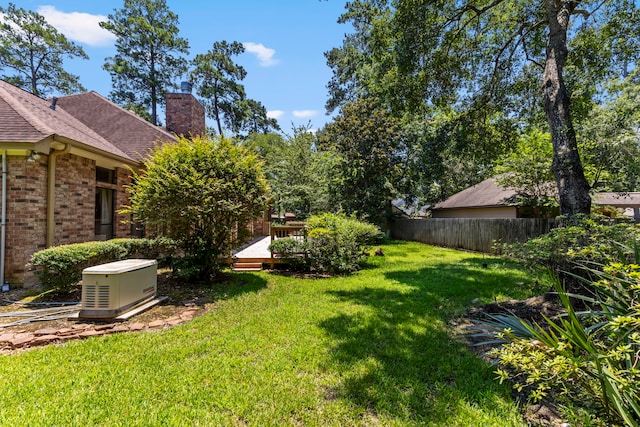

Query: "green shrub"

xmin=268 ymin=238 xmax=310 ymax=270
xmin=126 ymin=136 xmax=269 ymax=281
xmin=305 ymin=213 xmax=381 ymax=274
xmin=30 ymin=238 xmax=176 ymax=293
xmin=477 ymin=263 xmax=640 ymax=426
xmin=498 ymin=216 xmax=640 ymax=281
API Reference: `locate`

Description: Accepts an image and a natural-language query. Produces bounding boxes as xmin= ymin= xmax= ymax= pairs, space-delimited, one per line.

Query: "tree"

xmin=494 ymin=130 xmax=558 ymax=217
xmin=0 ymin=3 xmax=88 ymax=96
xmin=190 ymin=41 xmax=247 ymax=136
xmin=318 ymin=97 xmax=406 ymax=227
xmin=259 ymin=125 xmax=338 ymax=219
xmin=236 ymin=98 xmax=281 ymax=136
xmin=329 ymin=1 xmax=640 ymax=216
xmin=100 ymin=0 xmax=189 ymax=125
xmin=125 ymin=136 xmax=269 ymax=281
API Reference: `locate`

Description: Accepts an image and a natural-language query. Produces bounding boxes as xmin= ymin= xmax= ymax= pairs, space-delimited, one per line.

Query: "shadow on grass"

xmin=318 ymin=258 xmax=532 ymax=423
xmin=208 ymin=272 xmax=268 ymax=301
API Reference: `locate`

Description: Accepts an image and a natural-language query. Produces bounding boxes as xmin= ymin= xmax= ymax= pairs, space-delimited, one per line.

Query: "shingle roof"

xmin=0 ymin=80 xmax=131 ymax=161
xmin=433 ymin=176 xmax=640 ymax=211
xmin=433 ymin=177 xmax=518 ymax=210
xmin=593 ymin=192 xmax=640 ymax=208
xmin=55 ymin=92 xmax=176 ymax=162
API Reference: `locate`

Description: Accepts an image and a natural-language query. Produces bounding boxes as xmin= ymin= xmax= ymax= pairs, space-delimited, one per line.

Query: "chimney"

xmin=165 ymin=82 xmax=205 ymax=139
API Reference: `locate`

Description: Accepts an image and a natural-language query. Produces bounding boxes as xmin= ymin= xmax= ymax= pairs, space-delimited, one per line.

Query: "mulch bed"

xmin=450 ymin=293 xmax=569 ymax=427
xmin=0 ymin=271 xmax=216 ymax=355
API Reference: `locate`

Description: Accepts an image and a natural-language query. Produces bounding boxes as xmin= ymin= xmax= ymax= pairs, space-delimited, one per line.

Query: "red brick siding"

xmin=165 ymin=93 xmax=205 ymax=138
xmin=4 ymin=155 xmax=47 ymax=284
xmin=3 ymin=153 xmax=140 ymax=286
xmin=114 ymin=167 xmax=133 ymax=238
xmin=54 ymin=153 xmax=95 ymax=245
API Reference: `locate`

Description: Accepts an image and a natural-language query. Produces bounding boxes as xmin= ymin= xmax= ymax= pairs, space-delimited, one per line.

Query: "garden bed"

xmin=0 ymin=271 xmax=216 ymax=354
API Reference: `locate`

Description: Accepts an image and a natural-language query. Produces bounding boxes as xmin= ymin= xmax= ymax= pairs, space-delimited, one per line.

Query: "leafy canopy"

xmin=327 ymin=0 xmax=640 ymax=215
xmin=318 ymin=97 xmax=407 ymax=227
xmin=253 ymin=125 xmax=338 ymax=220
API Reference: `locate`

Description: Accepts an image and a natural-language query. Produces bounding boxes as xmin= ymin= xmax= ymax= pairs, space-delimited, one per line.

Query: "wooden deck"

xmin=230 ymin=223 xmax=307 ymax=270
xmin=232 ymin=236 xmax=272 ymax=262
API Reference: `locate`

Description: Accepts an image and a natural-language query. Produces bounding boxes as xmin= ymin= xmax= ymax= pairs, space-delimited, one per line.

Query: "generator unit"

xmin=79 ymin=259 xmax=157 ymax=319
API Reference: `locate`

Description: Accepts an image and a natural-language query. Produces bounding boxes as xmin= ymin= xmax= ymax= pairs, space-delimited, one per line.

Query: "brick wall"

xmin=4 ymin=153 xmax=139 ymax=286
xmin=165 ymin=93 xmax=205 ymax=138
xmin=54 ymin=153 xmax=95 ymax=245
xmin=5 ymin=155 xmax=48 ymax=284
xmin=114 ymin=167 xmax=133 ymax=238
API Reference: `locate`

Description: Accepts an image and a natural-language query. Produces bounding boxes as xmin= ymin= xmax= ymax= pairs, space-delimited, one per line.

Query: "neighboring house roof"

xmin=0 ymin=80 xmax=132 ymax=161
xmin=434 ymin=176 xmax=640 ymax=212
xmin=55 ymin=92 xmax=176 ymax=162
xmin=593 ymin=192 xmax=640 ymax=208
xmin=433 ymin=177 xmax=517 ymax=210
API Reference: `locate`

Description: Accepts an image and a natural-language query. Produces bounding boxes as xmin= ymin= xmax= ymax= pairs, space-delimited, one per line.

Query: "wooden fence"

xmin=390 ymin=218 xmax=558 ymax=253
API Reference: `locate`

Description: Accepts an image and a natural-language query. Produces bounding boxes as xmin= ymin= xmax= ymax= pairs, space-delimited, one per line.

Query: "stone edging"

xmin=0 ymin=307 xmax=199 ymax=354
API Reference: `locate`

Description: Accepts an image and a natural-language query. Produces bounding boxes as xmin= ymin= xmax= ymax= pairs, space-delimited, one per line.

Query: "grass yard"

xmin=0 ymin=241 xmax=547 ymax=426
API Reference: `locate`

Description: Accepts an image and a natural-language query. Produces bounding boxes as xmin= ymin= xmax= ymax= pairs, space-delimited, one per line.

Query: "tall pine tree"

xmin=0 ymin=3 xmax=88 ymax=96
xmin=100 ymin=0 xmax=189 ymax=125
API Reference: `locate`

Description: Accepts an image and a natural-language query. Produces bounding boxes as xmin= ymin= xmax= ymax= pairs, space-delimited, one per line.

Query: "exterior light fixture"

xmin=27 ymin=150 xmax=41 ymax=162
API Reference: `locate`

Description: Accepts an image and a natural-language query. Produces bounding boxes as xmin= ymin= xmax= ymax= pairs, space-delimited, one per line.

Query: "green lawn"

xmin=0 ymin=241 xmax=545 ymax=426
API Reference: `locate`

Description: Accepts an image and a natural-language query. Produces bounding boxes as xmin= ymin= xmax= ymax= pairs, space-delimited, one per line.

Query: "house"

xmin=432 ymin=176 xmax=640 ymax=220
xmin=592 ymin=192 xmax=640 ymax=220
xmin=0 ymin=79 xmax=205 ymax=286
xmin=431 ymin=177 xmax=537 ymax=218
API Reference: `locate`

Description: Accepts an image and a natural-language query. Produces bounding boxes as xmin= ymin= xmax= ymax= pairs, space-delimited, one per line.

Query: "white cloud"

xmin=293 ymin=110 xmax=318 ymax=119
xmin=37 ymin=6 xmax=116 ymax=47
xmin=267 ymin=110 xmax=284 ymax=119
xmin=243 ymin=42 xmax=279 ymax=67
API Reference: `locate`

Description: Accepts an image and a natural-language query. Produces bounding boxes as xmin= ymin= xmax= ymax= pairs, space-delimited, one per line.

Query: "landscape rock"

xmin=148 ymin=320 xmax=165 ymax=328
xmin=10 ymin=334 xmax=33 ymax=348
xmin=33 ymin=335 xmax=61 ymax=345
xmin=128 ymin=323 xmax=146 ymax=331
xmin=34 ymin=327 xmax=59 ymax=336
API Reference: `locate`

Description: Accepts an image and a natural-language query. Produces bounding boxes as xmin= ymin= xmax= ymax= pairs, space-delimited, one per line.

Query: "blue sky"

xmin=6 ymin=0 xmax=351 ymax=132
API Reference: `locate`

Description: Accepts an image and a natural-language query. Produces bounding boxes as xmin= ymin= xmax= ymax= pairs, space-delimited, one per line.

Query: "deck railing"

xmin=270 ymin=224 xmax=306 ymax=240
xmin=269 ymin=222 xmax=306 ymax=267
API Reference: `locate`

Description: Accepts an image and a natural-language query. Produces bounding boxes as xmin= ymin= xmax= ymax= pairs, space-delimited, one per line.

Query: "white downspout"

xmin=1 ymin=151 xmax=6 ymax=285
xmin=47 ymin=144 xmax=71 ymax=248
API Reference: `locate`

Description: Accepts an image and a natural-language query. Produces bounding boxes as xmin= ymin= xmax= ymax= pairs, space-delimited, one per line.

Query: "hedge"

xmin=29 ymin=238 xmax=176 ymax=293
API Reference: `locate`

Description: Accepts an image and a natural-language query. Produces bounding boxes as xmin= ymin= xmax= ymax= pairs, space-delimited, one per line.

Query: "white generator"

xmin=79 ymin=259 xmax=157 ymax=319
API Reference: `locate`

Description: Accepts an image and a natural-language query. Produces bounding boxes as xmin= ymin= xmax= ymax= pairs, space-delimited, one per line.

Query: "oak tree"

xmin=328 ymin=0 xmax=640 ymax=215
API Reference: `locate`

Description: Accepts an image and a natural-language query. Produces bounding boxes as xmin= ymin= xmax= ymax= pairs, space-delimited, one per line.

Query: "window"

xmin=96 ymin=167 xmax=116 ymax=184
xmin=95 ymin=188 xmax=114 ymax=240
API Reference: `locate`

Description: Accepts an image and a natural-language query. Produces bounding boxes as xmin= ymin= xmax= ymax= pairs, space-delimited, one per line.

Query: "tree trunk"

xmin=542 ymin=0 xmax=591 ymax=216
xmin=150 ymin=53 xmax=157 ymax=126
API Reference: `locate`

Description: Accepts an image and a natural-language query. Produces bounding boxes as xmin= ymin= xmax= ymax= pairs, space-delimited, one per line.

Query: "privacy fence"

xmin=390 ymin=218 xmax=558 ymax=253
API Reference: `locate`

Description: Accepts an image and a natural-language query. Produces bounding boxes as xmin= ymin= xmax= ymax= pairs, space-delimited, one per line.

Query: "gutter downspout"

xmin=47 ymin=144 xmax=71 ymax=248
xmin=1 ymin=151 xmax=6 ymax=285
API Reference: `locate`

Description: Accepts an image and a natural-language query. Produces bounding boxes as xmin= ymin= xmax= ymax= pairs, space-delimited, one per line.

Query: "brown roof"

xmin=592 ymin=192 xmax=640 ymax=208
xmin=433 ymin=177 xmax=517 ymax=210
xmin=55 ymin=92 xmax=176 ymax=162
xmin=433 ymin=175 xmax=640 ymax=211
xmin=0 ymin=80 xmax=131 ymax=160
